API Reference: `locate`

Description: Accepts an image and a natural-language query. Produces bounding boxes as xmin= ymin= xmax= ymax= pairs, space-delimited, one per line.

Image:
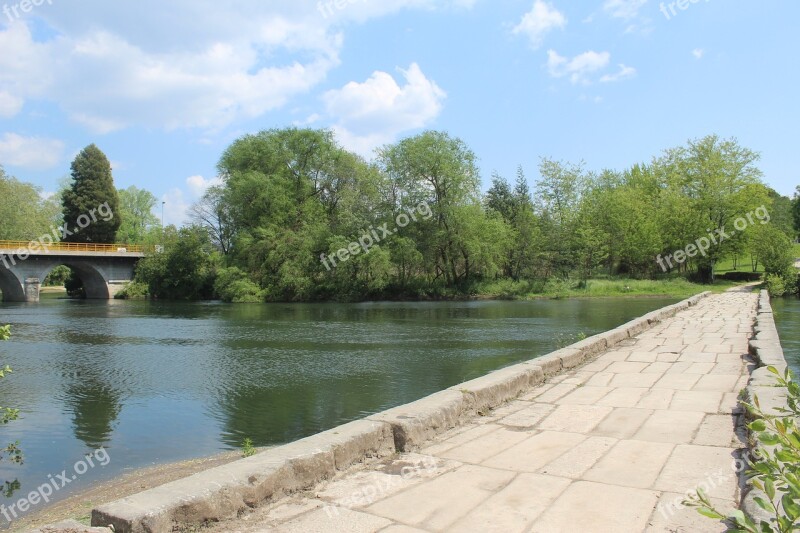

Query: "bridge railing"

xmin=0 ymin=241 xmax=145 ymax=254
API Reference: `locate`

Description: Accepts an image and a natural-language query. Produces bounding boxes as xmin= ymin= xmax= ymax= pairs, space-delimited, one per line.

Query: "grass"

xmin=714 ymin=255 xmax=762 ymax=274
xmin=794 ymin=243 xmax=800 ymax=258
xmin=473 ymin=277 xmax=747 ymax=301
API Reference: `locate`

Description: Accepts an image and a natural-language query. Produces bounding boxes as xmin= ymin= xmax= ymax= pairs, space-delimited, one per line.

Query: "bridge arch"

xmin=0 ymin=266 xmax=26 ymax=302
xmin=38 ymin=261 xmax=114 ymax=300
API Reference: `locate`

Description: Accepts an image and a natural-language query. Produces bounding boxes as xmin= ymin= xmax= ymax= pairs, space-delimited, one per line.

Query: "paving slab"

xmin=530 ymin=481 xmax=659 ymax=533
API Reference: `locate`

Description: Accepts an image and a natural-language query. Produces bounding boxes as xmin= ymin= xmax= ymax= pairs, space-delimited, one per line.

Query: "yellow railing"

xmin=0 ymin=241 xmax=144 ymax=253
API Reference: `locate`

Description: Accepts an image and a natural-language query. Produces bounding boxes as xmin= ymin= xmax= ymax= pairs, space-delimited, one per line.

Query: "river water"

xmin=0 ymin=296 xmax=677 ymax=514
xmin=771 ymin=296 xmax=800 ymax=375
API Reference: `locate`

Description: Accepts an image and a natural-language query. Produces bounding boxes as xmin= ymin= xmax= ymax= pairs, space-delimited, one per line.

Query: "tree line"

xmin=133 ymin=129 xmax=800 ymax=301
xmin=1 ymin=132 xmax=798 ymax=301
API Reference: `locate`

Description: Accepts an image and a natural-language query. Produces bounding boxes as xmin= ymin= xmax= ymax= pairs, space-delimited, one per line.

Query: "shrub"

xmin=766 ymin=274 xmax=788 ymax=297
xmin=687 ymin=366 xmax=800 ymax=532
xmin=720 ymin=272 xmax=763 ymax=282
xmin=115 ymin=280 xmax=149 ymax=299
xmin=214 ymin=267 xmax=265 ymax=303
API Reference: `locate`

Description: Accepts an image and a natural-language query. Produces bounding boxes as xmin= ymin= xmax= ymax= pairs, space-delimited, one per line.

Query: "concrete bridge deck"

xmin=207 ymin=290 xmax=757 ymax=533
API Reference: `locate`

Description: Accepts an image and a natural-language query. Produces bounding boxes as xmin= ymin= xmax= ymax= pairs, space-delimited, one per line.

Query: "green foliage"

xmin=115 ymin=280 xmax=150 ymax=299
xmin=0 ymin=165 xmax=61 ymax=240
xmin=133 ymin=226 xmax=218 ymax=300
xmin=189 ymin=186 xmax=234 ymax=254
xmin=0 ymin=326 xmax=23 ymax=477
xmin=65 ymin=270 xmax=86 ymax=298
xmin=240 ymin=438 xmax=257 ymax=458
xmin=791 ymin=187 xmax=800 ymax=239
xmin=62 ymin=144 xmax=121 ymax=243
xmin=117 ymin=186 xmax=159 ymax=244
xmin=66 ymin=130 xmax=780 ymax=302
xmin=44 ymin=265 xmax=71 ymax=286
xmin=753 ymin=226 xmax=796 ymax=276
xmin=214 ymin=267 xmax=265 ymax=303
xmin=688 ymin=366 xmax=800 ymax=532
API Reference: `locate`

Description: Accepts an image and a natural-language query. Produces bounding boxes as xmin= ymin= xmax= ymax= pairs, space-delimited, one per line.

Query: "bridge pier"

xmin=24 ymin=277 xmax=41 ymax=303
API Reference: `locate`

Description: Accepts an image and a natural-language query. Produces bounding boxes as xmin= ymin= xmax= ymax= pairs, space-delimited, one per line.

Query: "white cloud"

xmin=323 ymin=63 xmax=447 ymax=157
xmin=692 ymin=48 xmax=705 ymax=59
xmin=600 ymin=64 xmax=637 ymax=82
xmin=513 ymin=0 xmax=567 ymax=49
xmin=160 ymin=187 xmax=190 ymax=228
xmin=547 ymin=50 xmax=611 ymax=84
xmin=0 ymin=132 xmax=64 ymax=169
xmin=186 ymin=174 xmax=222 ymax=196
xmin=0 ymin=91 xmax=23 ymax=118
xmin=0 ymin=1 xmax=477 ymax=135
xmin=603 ymin=0 xmax=648 ymax=20
xmin=161 ymin=174 xmax=222 ymax=226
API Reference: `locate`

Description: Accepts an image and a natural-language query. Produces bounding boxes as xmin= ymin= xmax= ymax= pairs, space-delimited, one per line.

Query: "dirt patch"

xmin=8 ymin=451 xmax=243 ymax=532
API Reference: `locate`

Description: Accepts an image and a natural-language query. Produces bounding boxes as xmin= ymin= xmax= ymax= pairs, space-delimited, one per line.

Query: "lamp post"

xmin=161 ymin=201 xmax=165 ymax=227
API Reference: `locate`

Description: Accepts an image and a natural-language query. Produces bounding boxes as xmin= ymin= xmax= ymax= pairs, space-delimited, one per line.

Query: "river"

xmin=771 ymin=296 xmax=800 ymax=376
xmin=0 ymin=296 xmax=677 ymax=514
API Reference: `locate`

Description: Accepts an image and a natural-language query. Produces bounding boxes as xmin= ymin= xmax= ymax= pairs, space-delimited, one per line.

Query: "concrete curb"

xmin=740 ymin=290 xmax=793 ymax=525
xmin=86 ymin=291 xmax=712 ymax=533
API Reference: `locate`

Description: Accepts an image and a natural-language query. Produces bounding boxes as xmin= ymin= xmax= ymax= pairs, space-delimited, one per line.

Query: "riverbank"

xmin=115 ymin=278 xmax=749 ymax=304
xmin=472 ymin=277 xmax=746 ymax=301
xmin=8 ymin=451 xmax=245 ymax=532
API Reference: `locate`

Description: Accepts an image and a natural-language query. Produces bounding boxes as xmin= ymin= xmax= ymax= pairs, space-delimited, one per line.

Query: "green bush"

xmin=765 ymin=269 xmax=799 ymax=297
xmin=133 ymin=226 xmax=218 ymax=300
xmin=214 ymin=267 xmax=265 ymax=303
xmin=688 ymin=366 xmax=800 ymax=532
xmin=720 ymin=272 xmax=763 ymax=282
xmin=766 ymin=274 xmax=789 ymax=297
xmin=115 ymin=280 xmax=150 ymax=299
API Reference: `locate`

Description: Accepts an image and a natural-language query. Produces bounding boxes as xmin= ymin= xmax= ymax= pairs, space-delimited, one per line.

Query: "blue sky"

xmin=0 ymin=0 xmax=797 ymax=225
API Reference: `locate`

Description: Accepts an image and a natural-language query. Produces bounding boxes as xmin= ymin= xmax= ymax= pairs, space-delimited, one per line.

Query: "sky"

xmin=0 ymin=0 xmax=797 ymax=226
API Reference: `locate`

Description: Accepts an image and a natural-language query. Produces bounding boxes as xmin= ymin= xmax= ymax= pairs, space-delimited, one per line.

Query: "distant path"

xmin=210 ymin=290 xmax=758 ymax=533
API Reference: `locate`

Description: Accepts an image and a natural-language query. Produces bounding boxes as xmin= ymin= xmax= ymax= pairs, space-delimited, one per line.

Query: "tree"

xmin=62 ymin=145 xmax=121 ymax=243
xmin=535 ymin=158 xmax=587 ymax=277
xmin=657 ymin=135 xmax=766 ymax=283
xmin=218 ymin=128 xmax=376 ymax=299
xmin=792 ymin=186 xmax=800 ymax=239
xmin=133 ymin=226 xmax=217 ymax=300
xmin=0 ymin=166 xmax=61 ymax=240
xmin=189 ymin=185 xmax=234 ymax=255
xmin=378 ymin=131 xmax=481 ymax=285
xmin=117 ymin=186 xmax=158 ymax=243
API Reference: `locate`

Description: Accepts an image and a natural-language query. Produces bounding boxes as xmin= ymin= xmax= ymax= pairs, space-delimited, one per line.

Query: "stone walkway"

xmin=211 ymin=290 xmax=758 ymax=533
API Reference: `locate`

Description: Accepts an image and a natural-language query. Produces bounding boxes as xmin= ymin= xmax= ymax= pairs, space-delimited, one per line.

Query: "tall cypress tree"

xmin=62 ymin=144 xmax=121 ymax=243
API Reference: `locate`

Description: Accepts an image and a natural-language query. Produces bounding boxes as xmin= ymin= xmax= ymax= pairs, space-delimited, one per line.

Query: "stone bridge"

xmin=0 ymin=241 xmax=145 ymax=302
